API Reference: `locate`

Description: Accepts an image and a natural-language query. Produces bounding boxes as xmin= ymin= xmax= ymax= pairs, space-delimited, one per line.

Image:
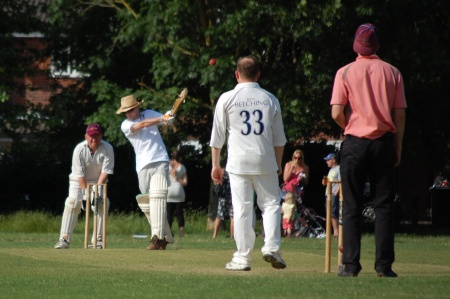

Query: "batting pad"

xmin=149 ymin=174 xmax=168 ymax=240
xmin=91 ymin=198 xmax=110 ymax=243
xmin=164 ymin=220 xmax=174 ymax=243
xmin=60 ymin=197 xmax=82 ymax=242
xmin=136 ymin=193 xmax=152 ymax=225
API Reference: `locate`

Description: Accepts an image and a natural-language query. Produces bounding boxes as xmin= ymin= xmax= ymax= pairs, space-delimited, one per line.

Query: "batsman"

xmin=54 ymin=124 xmax=114 ymax=249
xmin=116 ymin=90 xmax=186 ymax=250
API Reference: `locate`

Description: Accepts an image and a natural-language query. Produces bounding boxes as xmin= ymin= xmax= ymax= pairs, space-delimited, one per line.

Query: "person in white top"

xmin=167 ymin=150 xmax=188 ymax=237
xmin=322 ymin=153 xmax=340 ymax=238
xmin=54 ymin=124 xmax=114 ymax=249
xmin=210 ymin=55 xmax=287 ymax=271
xmin=116 ymin=95 xmax=175 ymax=250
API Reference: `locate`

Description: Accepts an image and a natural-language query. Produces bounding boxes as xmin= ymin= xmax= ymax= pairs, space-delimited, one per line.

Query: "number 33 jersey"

xmin=210 ymin=82 xmax=287 ymax=175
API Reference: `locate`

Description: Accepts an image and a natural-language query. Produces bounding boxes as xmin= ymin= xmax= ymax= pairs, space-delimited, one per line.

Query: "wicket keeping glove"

xmin=81 ymin=189 xmax=87 ymax=210
xmin=91 ymin=185 xmax=104 ymax=214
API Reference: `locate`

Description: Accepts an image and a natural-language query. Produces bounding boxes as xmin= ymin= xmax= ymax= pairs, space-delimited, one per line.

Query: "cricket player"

xmin=210 ymin=55 xmax=287 ymax=271
xmin=54 ymin=124 xmax=114 ymax=249
xmin=116 ymin=95 xmax=175 ymax=250
xmin=331 ymin=23 xmax=406 ymax=277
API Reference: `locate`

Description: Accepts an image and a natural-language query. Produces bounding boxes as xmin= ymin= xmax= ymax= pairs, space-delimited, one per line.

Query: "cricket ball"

xmin=209 ymin=58 xmax=216 ymax=66
xmin=339 ymin=244 xmax=343 ymax=253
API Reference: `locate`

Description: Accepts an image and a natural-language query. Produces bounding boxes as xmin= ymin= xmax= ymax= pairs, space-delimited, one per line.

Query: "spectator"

xmin=281 ymin=150 xmax=309 ymax=204
xmin=281 ymin=192 xmax=296 ymax=237
xmin=167 ymin=150 xmax=188 ymax=237
xmin=212 ymin=169 xmax=234 ymax=239
xmin=323 ymin=153 xmax=340 ymax=238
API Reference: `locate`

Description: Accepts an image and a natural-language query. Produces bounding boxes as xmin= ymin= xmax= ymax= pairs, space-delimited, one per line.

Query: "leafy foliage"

xmin=2 ymin=0 xmax=450 ymax=214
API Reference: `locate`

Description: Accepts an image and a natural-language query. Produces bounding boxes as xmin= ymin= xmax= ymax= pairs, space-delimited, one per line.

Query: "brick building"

xmin=0 ymin=32 xmax=82 ymax=149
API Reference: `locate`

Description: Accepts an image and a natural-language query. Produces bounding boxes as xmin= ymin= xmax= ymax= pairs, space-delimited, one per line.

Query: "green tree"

xmin=46 ymin=0 xmax=354 ymax=145
xmin=43 ymin=0 xmax=355 ymax=211
xmin=46 ymin=0 xmax=450 ymax=211
xmin=2 ymin=0 xmax=450 ymax=216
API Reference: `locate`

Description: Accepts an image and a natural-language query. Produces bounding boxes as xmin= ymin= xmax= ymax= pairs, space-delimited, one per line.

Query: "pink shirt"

xmin=330 ymin=55 xmax=407 ymax=140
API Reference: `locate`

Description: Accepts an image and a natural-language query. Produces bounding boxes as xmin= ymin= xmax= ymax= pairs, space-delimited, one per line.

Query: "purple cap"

xmin=86 ymin=124 xmax=102 ymax=136
xmin=353 ymin=23 xmax=379 ymax=56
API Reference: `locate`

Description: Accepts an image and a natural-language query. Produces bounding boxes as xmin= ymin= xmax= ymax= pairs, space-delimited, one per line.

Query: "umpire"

xmin=330 ymin=23 xmax=407 ymax=277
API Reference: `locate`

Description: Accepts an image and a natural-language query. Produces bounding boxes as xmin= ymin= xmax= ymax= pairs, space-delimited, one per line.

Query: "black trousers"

xmin=167 ymin=202 xmax=185 ymax=228
xmin=340 ymin=133 xmax=396 ymax=273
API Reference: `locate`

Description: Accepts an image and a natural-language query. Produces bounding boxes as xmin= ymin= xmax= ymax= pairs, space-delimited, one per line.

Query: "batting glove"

xmin=165 ymin=116 xmax=175 ymax=125
xmin=162 ymin=112 xmax=175 ymax=125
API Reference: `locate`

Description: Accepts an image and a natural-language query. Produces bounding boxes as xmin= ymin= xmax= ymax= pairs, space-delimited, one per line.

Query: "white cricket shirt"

xmin=121 ymin=109 xmax=169 ymax=173
xmin=210 ymin=82 xmax=287 ymax=174
xmin=69 ymin=140 xmax=115 ymax=182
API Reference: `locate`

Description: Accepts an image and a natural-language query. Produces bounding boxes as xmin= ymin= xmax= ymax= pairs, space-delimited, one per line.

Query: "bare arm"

xmin=331 ymin=104 xmax=346 ymax=129
xmin=283 ymin=161 xmax=294 ymax=182
xmin=274 ymin=146 xmax=285 ymax=176
xmin=78 ymin=172 xmax=108 ymax=190
xmin=78 ymin=177 xmax=87 ymax=190
xmin=97 ymin=172 xmax=109 ymax=185
xmin=211 ymin=147 xmax=223 ymax=183
xmin=131 ymin=116 xmax=164 ymax=133
xmin=393 ymin=108 xmax=406 ymax=166
xmin=178 ymin=168 xmax=188 ymax=187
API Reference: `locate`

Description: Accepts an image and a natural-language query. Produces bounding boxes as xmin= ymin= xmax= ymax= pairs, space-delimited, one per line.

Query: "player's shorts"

xmin=216 ymin=196 xmax=233 ymax=220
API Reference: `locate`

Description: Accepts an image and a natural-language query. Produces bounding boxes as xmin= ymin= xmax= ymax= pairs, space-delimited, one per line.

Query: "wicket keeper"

xmin=54 ymin=124 xmax=114 ymax=249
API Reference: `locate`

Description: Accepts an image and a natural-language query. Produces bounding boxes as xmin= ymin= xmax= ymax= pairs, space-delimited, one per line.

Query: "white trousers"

xmin=137 ymin=161 xmax=172 ymax=240
xmin=228 ymin=172 xmax=281 ymax=266
xmin=137 ymin=161 xmax=169 ymax=193
xmin=59 ymin=181 xmax=106 ymax=242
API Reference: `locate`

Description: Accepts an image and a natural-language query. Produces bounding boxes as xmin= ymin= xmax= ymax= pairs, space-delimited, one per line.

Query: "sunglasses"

xmin=294 ymin=156 xmax=301 ymax=159
xmin=124 ymin=107 xmax=135 ymax=114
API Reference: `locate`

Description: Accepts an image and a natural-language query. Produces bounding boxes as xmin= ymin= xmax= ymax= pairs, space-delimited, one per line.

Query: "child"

xmin=212 ymin=169 xmax=234 ymax=238
xmin=281 ymin=192 xmax=296 ymax=237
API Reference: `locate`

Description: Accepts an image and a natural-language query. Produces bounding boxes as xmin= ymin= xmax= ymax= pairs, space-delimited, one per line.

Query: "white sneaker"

xmin=262 ymin=252 xmax=287 ymax=269
xmin=225 ymin=261 xmax=251 ymax=271
xmin=54 ymin=239 xmax=70 ymax=249
xmin=316 ymin=233 xmax=326 ymax=239
xmin=88 ymin=239 xmax=103 ymax=249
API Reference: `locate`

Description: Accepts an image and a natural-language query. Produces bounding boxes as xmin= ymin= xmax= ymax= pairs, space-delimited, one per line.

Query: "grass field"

xmin=0 ymin=212 xmax=449 ymax=298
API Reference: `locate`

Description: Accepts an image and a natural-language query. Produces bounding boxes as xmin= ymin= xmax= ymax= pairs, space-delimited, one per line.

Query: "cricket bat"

xmin=166 ymin=88 xmax=188 ymax=118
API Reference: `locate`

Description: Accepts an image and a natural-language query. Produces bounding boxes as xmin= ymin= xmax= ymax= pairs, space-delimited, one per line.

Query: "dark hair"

xmin=236 ymin=55 xmax=259 ymax=79
xmin=171 ymin=150 xmax=182 ymax=162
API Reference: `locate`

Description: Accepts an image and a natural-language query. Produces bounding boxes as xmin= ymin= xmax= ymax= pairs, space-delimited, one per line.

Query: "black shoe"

xmin=376 ymin=269 xmax=398 ymax=277
xmin=337 ymin=270 xmax=359 ymax=277
xmin=337 ymin=266 xmax=361 ymax=277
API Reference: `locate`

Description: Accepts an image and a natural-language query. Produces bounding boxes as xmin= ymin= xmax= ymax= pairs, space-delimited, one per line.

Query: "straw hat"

xmin=116 ymin=95 xmax=143 ymax=114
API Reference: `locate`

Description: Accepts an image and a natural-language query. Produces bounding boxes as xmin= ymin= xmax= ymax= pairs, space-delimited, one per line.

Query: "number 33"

xmin=240 ymin=110 xmax=265 ymax=135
